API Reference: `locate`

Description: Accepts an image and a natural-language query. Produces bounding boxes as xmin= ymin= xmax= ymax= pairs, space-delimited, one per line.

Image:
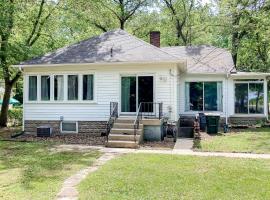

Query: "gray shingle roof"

xmin=20 ymin=29 xmax=179 ymax=65
xmin=161 ymin=45 xmax=235 ymax=73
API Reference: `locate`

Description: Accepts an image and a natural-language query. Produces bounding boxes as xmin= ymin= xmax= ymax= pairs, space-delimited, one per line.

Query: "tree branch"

xmin=92 ymin=22 xmax=108 ymax=32
xmin=25 ymin=0 xmax=46 ymax=46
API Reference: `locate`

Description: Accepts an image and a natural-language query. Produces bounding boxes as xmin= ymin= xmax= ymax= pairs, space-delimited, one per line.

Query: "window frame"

xmin=60 ymin=121 xmax=78 ymax=134
xmin=40 ymin=75 xmax=51 ymax=101
xmin=67 ymin=74 xmax=79 ymax=101
xmin=26 ymin=73 xmax=96 ymax=103
xmin=53 ymin=74 xmax=65 ymax=101
xmin=82 ymin=74 xmax=95 ymax=101
xmin=185 ymin=81 xmax=223 ymax=112
xmin=28 ymin=75 xmax=38 ymax=102
xmin=234 ymin=80 xmax=265 ymax=115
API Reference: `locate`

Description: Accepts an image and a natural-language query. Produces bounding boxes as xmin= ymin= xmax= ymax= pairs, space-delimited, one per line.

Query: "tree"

xmin=218 ymin=0 xmax=270 ymax=67
xmin=100 ymin=0 xmax=148 ymax=30
xmin=162 ymin=0 xmax=195 ymax=45
xmin=0 ymin=0 xmax=60 ymax=126
xmin=70 ymin=0 xmax=149 ymax=32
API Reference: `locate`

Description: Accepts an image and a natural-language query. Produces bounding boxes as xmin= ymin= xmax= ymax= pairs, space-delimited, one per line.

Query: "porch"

xmin=105 ymin=102 xmax=164 ymax=148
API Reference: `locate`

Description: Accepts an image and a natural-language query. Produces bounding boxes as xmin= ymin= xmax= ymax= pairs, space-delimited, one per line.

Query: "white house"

xmin=16 ymin=30 xmax=269 ymax=147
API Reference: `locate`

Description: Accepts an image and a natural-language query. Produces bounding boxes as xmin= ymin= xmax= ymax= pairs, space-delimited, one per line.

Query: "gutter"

xmin=13 ymin=60 xmax=186 ymax=68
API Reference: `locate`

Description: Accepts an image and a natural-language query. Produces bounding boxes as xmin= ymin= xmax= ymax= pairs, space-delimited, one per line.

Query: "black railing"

xmin=106 ymin=102 xmax=118 ymax=141
xmin=139 ymin=102 xmax=163 ymax=119
xmin=133 ymin=102 xmax=163 ymax=142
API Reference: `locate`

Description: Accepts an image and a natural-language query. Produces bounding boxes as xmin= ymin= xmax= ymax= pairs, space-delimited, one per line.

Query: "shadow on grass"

xmin=0 ymin=141 xmax=100 ymax=189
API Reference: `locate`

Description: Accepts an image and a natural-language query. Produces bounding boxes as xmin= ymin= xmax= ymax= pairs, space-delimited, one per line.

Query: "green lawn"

xmin=199 ymin=128 xmax=270 ymax=153
xmin=0 ymin=141 xmax=100 ymax=200
xmin=79 ymin=153 xmax=270 ymax=200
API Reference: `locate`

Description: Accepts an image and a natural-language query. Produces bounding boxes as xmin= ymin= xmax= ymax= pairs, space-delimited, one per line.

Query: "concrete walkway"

xmin=173 ymin=138 xmax=193 ymax=150
xmin=56 ymin=152 xmax=120 ymax=200
xmin=55 ymin=144 xmax=270 ymax=159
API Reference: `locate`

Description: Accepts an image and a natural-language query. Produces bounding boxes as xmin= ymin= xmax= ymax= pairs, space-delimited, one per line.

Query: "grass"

xmin=0 ymin=141 xmax=100 ymax=200
xmin=199 ymin=128 xmax=270 ymax=153
xmin=79 ymin=153 xmax=270 ymax=200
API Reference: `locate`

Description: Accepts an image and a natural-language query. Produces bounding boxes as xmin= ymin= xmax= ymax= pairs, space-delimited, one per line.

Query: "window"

xmin=29 ymin=76 xmax=37 ymax=101
xmin=68 ymin=75 xmax=78 ymax=100
xmin=61 ymin=121 xmax=78 ymax=133
xmin=83 ymin=75 xmax=94 ymax=100
xmin=185 ymin=82 xmax=223 ymax=111
xmin=235 ymin=82 xmax=264 ymax=114
xmin=189 ymin=82 xmax=203 ymax=111
xmin=54 ymin=75 xmax=64 ymax=101
xmin=41 ymin=75 xmax=50 ymax=101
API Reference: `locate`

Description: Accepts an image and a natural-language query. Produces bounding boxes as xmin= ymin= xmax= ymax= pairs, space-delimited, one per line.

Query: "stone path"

xmin=173 ymin=138 xmax=193 ymax=150
xmin=56 ymin=152 xmax=120 ymax=200
xmin=105 ymin=147 xmax=270 ymax=159
xmin=55 ymin=144 xmax=270 ymax=160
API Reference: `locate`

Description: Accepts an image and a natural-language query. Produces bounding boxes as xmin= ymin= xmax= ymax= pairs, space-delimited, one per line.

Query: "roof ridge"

xmin=161 ymin=45 xmax=230 ymax=52
xmin=122 ymin=31 xmax=181 ymax=60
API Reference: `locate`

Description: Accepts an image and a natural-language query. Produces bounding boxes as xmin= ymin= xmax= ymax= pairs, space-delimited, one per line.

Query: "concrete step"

xmin=108 ymin=134 xmax=140 ymax=141
xmin=106 ymin=140 xmax=138 ymax=148
xmin=113 ymin=123 xmax=143 ymax=129
xmin=111 ymin=128 xmax=142 ymax=135
xmin=116 ymin=119 xmax=135 ymax=123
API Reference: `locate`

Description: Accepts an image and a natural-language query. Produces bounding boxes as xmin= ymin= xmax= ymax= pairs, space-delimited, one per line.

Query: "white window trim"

xmin=67 ymin=74 xmax=80 ymax=101
xmin=82 ymin=74 xmax=95 ymax=101
xmin=52 ymin=74 xmax=64 ymax=101
xmin=40 ymin=75 xmax=51 ymax=101
xmin=185 ymin=81 xmax=223 ymax=112
xmin=60 ymin=121 xmax=78 ymax=134
xmin=25 ymin=72 xmax=96 ymax=104
xmin=234 ymin=80 xmax=265 ymax=115
xmin=27 ymin=75 xmax=38 ymax=102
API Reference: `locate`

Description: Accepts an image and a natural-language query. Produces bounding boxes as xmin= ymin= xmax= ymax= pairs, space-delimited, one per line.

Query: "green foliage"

xmin=8 ymin=108 xmax=22 ymax=127
xmin=13 ymin=78 xmax=23 ymax=103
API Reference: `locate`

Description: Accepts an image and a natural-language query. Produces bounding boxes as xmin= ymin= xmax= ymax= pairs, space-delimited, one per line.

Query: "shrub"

xmin=8 ymin=108 xmax=23 ymax=127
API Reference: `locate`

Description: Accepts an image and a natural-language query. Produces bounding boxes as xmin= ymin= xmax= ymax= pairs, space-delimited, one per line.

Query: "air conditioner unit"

xmin=37 ymin=126 xmax=52 ymax=137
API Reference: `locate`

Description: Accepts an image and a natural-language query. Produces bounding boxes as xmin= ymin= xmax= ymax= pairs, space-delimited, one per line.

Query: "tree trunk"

xmin=231 ymin=32 xmax=239 ymax=66
xmin=120 ymin=20 xmax=125 ymax=30
xmin=0 ymin=83 xmax=12 ymax=127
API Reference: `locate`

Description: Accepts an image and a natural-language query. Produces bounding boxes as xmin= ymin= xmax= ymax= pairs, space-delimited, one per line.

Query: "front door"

xmin=121 ymin=75 xmax=154 ymax=113
xmin=138 ymin=76 xmax=154 ymax=112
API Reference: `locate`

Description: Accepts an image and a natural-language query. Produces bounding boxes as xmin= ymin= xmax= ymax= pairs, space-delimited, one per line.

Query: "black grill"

xmin=37 ymin=126 xmax=52 ymax=137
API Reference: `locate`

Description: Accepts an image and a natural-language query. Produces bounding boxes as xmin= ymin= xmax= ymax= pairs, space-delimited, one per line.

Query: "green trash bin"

xmin=205 ymin=114 xmax=220 ymax=134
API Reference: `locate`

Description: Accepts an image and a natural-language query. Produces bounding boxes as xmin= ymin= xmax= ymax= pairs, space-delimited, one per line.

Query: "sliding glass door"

xmin=235 ymin=81 xmax=264 ymax=114
xmin=121 ymin=75 xmax=154 ymax=113
xmin=121 ymin=76 xmax=137 ymax=112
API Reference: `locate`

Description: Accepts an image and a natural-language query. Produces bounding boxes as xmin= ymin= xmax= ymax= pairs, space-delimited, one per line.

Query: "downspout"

xmin=20 ymin=67 xmax=25 ymax=132
xmin=225 ymin=72 xmax=230 ymax=125
xmin=267 ymin=76 xmax=269 ymax=121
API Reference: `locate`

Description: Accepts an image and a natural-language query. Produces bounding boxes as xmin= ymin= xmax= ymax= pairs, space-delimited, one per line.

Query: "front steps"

xmin=106 ymin=118 xmax=143 ymax=148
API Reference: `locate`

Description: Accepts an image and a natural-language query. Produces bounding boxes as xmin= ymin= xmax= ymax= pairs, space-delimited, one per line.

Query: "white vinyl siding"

xmin=23 ymin=64 xmax=178 ymax=121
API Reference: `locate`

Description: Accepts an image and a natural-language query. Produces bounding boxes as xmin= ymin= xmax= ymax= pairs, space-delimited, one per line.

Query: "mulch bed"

xmin=8 ymin=133 xmax=106 ymax=146
xmin=140 ymin=138 xmax=175 ymax=149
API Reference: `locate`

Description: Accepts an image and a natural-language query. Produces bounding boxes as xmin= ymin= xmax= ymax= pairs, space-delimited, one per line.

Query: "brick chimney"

xmin=150 ymin=31 xmax=160 ymax=48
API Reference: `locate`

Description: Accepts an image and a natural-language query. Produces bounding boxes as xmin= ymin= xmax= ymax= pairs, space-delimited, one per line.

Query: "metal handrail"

xmin=133 ymin=103 xmax=142 ymax=143
xmin=133 ymin=102 xmax=163 ymax=142
xmin=106 ymin=102 xmax=118 ymax=142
